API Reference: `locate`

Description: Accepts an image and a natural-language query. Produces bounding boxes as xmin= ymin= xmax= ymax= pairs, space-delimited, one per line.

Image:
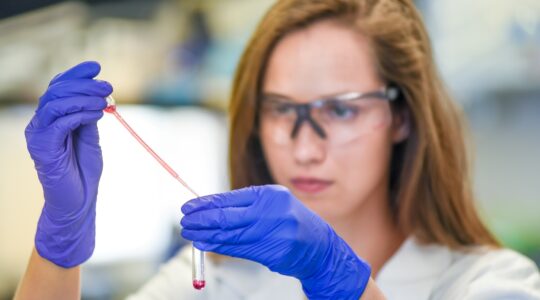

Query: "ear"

xmin=392 ymin=108 xmax=410 ymax=143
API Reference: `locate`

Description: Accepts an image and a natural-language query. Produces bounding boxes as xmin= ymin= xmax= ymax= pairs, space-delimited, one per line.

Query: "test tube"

xmin=192 ymin=247 xmax=205 ymax=289
xmin=104 ymin=96 xmax=206 ymax=290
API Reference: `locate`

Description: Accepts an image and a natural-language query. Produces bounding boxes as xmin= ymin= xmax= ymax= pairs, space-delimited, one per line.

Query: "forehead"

xmin=262 ymin=19 xmax=382 ymax=102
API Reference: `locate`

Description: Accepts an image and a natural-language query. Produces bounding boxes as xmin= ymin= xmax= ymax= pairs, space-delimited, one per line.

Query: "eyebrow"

xmin=261 ymin=91 xmax=357 ymax=103
xmin=260 ymin=92 xmax=294 ymax=102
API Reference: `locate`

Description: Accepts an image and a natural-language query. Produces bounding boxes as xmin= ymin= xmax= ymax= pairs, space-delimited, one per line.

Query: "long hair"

xmin=228 ymin=0 xmax=499 ymax=249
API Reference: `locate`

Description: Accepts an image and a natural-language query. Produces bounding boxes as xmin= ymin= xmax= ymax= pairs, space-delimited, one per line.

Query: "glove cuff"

xmin=35 ymin=203 xmax=96 ymax=268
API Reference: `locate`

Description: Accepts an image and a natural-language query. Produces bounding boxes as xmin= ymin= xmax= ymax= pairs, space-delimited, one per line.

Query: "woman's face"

xmin=260 ymin=20 xmax=407 ymax=222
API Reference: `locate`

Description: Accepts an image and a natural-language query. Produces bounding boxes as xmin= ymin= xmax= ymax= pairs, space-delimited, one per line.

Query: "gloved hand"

xmin=181 ymin=185 xmax=371 ymax=299
xmin=25 ymin=61 xmax=112 ymax=268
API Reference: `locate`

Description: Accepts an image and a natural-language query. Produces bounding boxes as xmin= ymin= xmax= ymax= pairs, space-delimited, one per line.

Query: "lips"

xmin=290 ymin=177 xmax=333 ymax=194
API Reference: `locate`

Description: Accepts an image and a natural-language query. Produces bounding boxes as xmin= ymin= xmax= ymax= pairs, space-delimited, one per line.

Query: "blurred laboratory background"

xmin=0 ymin=0 xmax=538 ymax=299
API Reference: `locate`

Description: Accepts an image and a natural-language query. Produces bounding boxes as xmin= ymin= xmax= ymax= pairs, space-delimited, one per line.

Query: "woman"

xmin=15 ymin=0 xmax=540 ymax=299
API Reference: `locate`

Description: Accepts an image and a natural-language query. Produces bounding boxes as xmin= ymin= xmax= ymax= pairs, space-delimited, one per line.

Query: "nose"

xmin=291 ymin=122 xmax=326 ymax=167
xmin=291 ymin=105 xmax=326 ymax=139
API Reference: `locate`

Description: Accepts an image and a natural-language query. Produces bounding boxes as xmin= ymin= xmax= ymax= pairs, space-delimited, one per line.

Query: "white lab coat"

xmin=127 ymin=237 xmax=540 ymax=299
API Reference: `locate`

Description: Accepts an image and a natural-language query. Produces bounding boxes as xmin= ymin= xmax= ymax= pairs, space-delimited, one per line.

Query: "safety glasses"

xmin=259 ymin=86 xmax=399 ymax=146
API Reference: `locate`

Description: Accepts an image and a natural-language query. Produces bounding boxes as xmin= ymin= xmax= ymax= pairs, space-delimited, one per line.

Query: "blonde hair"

xmin=228 ymin=0 xmax=499 ymax=249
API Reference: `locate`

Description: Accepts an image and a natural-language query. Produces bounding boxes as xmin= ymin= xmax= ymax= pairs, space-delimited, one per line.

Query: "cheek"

xmin=339 ymin=136 xmax=392 ymax=196
xmin=259 ymin=122 xmax=290 ymax=182
xmin=319 ymin=126 xmax=394 ymax=218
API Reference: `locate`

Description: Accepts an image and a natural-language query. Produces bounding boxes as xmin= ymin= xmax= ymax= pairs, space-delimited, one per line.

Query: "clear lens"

xmin=260 ymin=96 xmax=393 ymax=146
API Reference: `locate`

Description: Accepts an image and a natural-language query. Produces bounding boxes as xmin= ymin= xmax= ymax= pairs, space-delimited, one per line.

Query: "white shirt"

xmin=127 ymin=237 xmax=540 ymax=299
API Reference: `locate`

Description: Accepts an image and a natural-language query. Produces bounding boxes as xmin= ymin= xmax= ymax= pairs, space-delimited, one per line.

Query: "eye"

xmin=325 ymin=101 xmax=358 ymax=120
xmin=262 ymin=100 xmax=295 ymax=117
xmin=275 ymin=103 xmax=294 ymax=115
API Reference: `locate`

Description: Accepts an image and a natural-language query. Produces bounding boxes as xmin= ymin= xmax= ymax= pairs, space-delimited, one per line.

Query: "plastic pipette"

xmin=104 ymin=96 xmax=206 ymax=290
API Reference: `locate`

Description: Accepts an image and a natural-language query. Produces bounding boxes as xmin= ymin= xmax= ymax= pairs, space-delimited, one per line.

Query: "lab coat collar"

xmin=376 ymin=236 xmax=454 ymax=283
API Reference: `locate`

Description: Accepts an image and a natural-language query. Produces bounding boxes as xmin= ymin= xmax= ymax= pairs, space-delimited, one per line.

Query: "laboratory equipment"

xmin=105 ymin=96 xmax=206 ymax=290
xmin=180 ymin=185 xmax=371 ymax=298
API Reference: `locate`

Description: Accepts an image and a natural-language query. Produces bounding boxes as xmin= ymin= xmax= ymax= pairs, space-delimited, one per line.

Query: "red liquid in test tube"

xmin=104 ymin=96 xmax=206 ymax=290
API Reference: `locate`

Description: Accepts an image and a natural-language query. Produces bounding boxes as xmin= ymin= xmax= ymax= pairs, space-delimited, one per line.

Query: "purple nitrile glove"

xmin=181 ymin=185 xmax=371 ymax=299
xmin=25 ymin=61 xmax=112 ymax=268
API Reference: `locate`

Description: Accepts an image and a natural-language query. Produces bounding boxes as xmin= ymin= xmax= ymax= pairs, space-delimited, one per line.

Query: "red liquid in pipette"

xmin=104 ymin=105 xmax=116 ymax=113
xmin=104 ymin=105 xmax=199 ymax=197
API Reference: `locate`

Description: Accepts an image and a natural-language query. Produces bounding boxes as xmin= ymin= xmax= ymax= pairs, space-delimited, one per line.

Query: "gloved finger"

xmin=182 ymin=227 xmax=256 ymax=245
xmin=191 ymin=242 xmax=250 ymax=260
xmin=191 ymin=243 xmax=257 ymax=265
xmin=181 ymin=186 xmax=257 ymax=215
xmin=38 ymin=79 xmax=113 ymax=111
xmin=193 ymin=241 xmax=213 ymax=251
xmin=51 ymin=110 xmax=104 ymax=138
xmin=49 ymin=61 xmax=101 ymax=86
xmin=192 ymin=242 xmax=257 ymax=262
xmin=36 ymin=96 xmax=107 ymax=128
xmin=193 ymin=242 xmax=229 ymax=253
xmin=75 ymin=123 xmax=101 ymax=147
xmin=70 ymin=125 xmax=103 ymax=181
xmin=181 ymin=206 xmax=255 ymax=230
xmin=24 ymin=111 xmax=103 ymax=161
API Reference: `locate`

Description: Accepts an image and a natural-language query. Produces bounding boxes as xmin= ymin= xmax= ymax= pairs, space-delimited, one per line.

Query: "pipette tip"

xmin=104 ymin=96 xmax=117 ymax=113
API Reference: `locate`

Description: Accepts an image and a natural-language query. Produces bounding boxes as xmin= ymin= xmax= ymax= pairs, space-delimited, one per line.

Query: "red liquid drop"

xmin=193 ymin=280 xmax=206 ymax=290
xmin=104 ymin=105 xmax=116 ymax=113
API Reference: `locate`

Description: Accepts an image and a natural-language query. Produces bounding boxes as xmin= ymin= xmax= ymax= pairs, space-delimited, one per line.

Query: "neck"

xmin=329 ymin=190 xmax=405 ymax=276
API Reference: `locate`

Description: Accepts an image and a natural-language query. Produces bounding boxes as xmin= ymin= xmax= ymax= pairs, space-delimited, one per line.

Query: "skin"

xmin=15 ymin=249 xmax=81 ymax=299
xmin=15 ymin=19 xmax=408 ymax=300
xmin=260 ymin=19 xmax=410 ymax=296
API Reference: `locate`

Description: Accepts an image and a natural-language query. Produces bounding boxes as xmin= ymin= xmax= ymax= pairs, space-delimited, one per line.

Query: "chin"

xmin=300 ymin=196 xmax=345 ymax=220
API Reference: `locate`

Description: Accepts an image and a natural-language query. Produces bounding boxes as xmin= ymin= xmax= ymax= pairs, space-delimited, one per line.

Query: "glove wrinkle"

xmin=180 ymin=185 xmax=371 ymax=299
xmin=26 ymin=61 xmax=110 ymax=268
